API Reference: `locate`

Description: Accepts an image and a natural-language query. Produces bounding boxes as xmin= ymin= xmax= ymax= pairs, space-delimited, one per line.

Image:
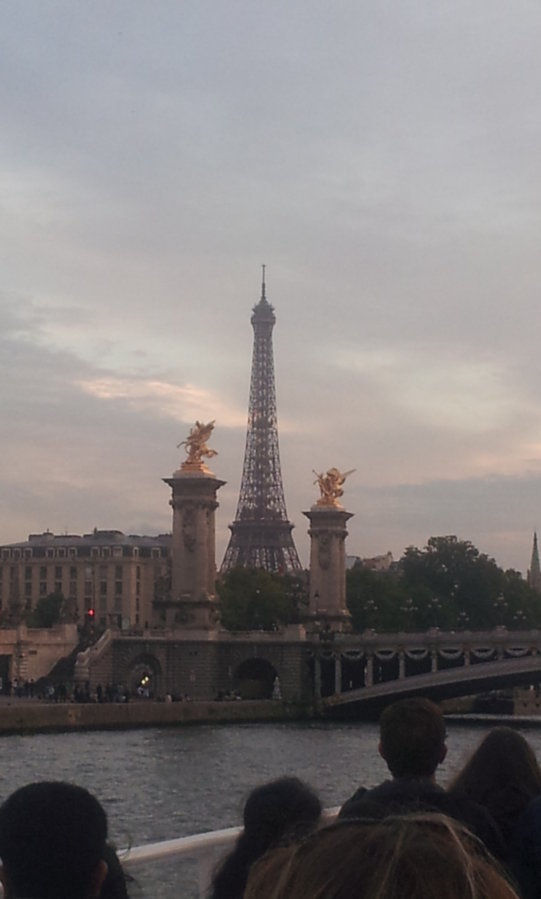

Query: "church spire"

xmin=528 ymin=532 xmax=541 ymax=593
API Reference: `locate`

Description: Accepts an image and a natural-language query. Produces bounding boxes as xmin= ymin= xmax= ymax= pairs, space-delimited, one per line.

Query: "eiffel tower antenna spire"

xmin=221 ymin=272 xmax=302 ymax=574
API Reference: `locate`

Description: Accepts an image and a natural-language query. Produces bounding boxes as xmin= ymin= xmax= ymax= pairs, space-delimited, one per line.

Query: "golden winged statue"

xmin=313 ymin=467 xmax=355 ymax=507
xmin=178 ymin=420 xmax=218 ymax=469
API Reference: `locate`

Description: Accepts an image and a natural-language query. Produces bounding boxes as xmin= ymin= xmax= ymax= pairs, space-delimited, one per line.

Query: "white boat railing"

xmin=121 ymin=806 xmax=339 ymax=897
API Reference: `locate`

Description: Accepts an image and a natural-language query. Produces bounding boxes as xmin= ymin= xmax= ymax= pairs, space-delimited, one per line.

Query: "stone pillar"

xmin=398 ymin=650 xmax=406 ymax=680
xmin=334 ymin=654 xmax=342 ymax=694
xmin=163 ymin=466 xmax=225 ymax=629
xmin=431 ymin=650 xmax=438 ymax=673
xmin=365 ymin=653 xmax=373 ymax=687
xmin=313 ymin=656 xmax=322 ymax=701
xmin=303 ymin=504 xmax=353 ymax=632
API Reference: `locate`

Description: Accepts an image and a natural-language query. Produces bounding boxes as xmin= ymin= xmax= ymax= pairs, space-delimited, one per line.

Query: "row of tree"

xmin=17 ymin=536 xmax=541 ymax=633
xmin=218 ymin=536 xmax=541 ymax=632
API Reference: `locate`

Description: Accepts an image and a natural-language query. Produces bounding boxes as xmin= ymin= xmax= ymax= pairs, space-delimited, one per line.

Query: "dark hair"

xmin=379 ymin=698 xmax=446 ymax=777
xmin=244 ymin=814 xmax=519 ymax=899
xmin=0 ymin=781 xmax=107 ymax=899
xmin=210 ymin=777 xmax=321 ymax=899
xmin=449 ymin=727 xmax=541 ymax=842
xmin=101 ymin=845 xmax=131 ymax=899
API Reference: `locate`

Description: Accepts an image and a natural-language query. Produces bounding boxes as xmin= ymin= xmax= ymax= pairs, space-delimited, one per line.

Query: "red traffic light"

xmin=87 ymin=608 xmax=95 ymax=618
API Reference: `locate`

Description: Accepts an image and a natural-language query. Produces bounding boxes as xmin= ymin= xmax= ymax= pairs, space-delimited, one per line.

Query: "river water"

xmin=2 ymin=717 xmax=540 ymax=898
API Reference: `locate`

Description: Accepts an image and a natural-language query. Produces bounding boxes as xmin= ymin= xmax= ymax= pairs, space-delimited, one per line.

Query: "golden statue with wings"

xmin=313 ymin=467 xmax=355 ymax=507
xmin=178 ymin=420 xmax=218 ymax=469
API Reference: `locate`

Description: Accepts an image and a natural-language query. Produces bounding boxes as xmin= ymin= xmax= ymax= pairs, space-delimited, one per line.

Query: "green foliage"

xmin=346 ymin=536 xmax=541 ymax=632
xmin=217 ymin=568 xmax=305 ymax=631
xmin=26 ymin=591 xmax=64 ymax=628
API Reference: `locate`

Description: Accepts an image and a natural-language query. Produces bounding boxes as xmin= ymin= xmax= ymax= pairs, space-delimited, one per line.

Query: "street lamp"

xmin=493 ymin=594 xmax=508 ymax=628
xmin=400 ymin=598 xmax=418 ymax=632
xmin=457 ymin=610 xmax=470 ymax=630
xmin=428 ymin=597 xmax=442 ymax=628
xmin=363 ymin=599 xmax=378 ymax=631
xmin=512 ymin=609 xmax=527 ymax=630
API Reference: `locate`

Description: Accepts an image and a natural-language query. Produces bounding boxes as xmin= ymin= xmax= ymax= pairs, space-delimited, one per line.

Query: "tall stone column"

xmin=303 ymin=467 xmax=354 ymax=633
xmin=162 ymin=422 xmax=225 ymax=629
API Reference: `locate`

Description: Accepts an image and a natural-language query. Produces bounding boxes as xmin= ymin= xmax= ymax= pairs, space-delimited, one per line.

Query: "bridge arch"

xmin=233 ymin=657 xmax=278 ymax=699
xmin=128 ymin=653 xmax=163 ymax=698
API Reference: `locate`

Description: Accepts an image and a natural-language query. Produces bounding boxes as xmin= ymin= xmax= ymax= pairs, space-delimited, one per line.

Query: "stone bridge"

xmin=314 ymin=628 xmax=541 ymax=715
xmin=74 ymin=625 xmax=541 ymax=712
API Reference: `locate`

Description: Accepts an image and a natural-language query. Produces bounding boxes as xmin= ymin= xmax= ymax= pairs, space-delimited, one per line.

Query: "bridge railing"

xmin=121 ymin=807 xmax=339 ymax=897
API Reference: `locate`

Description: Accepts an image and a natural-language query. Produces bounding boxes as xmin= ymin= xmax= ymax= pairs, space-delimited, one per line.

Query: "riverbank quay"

xmin=0 ymin=697 xmax=313 ymax=735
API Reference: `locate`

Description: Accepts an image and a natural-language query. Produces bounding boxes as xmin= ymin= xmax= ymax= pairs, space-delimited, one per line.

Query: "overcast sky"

xmin=2 ymin=0 xmax=541 ymax=574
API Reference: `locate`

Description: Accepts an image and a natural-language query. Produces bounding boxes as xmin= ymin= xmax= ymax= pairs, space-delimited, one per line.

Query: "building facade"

xmin=0 ymin=530 xmax=170 ymax=631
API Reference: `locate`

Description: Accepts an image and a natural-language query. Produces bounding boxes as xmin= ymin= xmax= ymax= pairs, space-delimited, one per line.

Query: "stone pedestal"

xmin=303 ymin=504 xmax=353 ymax=632
xmin=162 ymin=466 xmax=225 ymax=629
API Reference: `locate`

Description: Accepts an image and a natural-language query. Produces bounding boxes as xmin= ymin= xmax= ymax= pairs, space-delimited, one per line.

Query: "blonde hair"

xmin=244 ymin=813 xmax=519 ymax=899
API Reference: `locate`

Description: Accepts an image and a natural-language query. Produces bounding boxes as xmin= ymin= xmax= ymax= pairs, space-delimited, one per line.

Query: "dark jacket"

xmin=339 ymin=777 xmax=506 ymax=862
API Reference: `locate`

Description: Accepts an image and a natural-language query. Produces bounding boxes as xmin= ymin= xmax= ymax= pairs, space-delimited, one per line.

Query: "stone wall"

xmin=78 ymin=630 xmax=313 ymax=702
xmin=0 ymin=699 xmax=312 ymax=735
xmin=0 ymin=624 xmax=79 ymax=682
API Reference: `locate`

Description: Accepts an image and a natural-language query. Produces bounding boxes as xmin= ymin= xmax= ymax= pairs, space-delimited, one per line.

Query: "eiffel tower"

xmin=221 ymin=269 xmax=302 ymax=574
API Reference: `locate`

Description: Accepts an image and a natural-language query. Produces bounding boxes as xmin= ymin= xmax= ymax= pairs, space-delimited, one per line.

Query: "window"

xmin=57 ymin=548 xmax=65 ymax=558
xmin=39 ymin=582 xmax=47 ymax=596
xmin=69 ymin=580 xmax=77 ymax=596
xmin=25 ymin=567 xmax=32 ymax=580
xmin=84 ymin=581 xmax=92 ymax=597
xmin=102 ymin=548 xmax=110 ymax=558
xmin=55 ymin=567 xmax=62 ymax=579
xmin=55 ymin=581 xmax=62 ymax=593
xmin=136 ymin=581 xmax=140 ymax=596
xmin=70 ymin=567 xmax=77 ymax=579
xmin=25 ymin=582 xmax=32 ymax=597
xmin=100 ymin=581 xmax=107 ymax=597
xmin=115 ymin=581 xmax=122 ymax=596
xmin=99 ymin=595 xmax=107 ymax=611
xmin=115 ymin=565 xmax=122 ymax=579
xmin=136 ymin=566 xmax=140 ymax=578
xmin=40 ymin=567 xmax=47 ymax=580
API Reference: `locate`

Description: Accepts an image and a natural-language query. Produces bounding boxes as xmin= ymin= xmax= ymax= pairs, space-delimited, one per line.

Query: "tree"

xmin=26 ymin=592 xmax=64 ymax=628
xmin=217 ymin=568 xmax=305 ymax=631
xmin=401 ymin=536 xmax=541 ymax=629
xmin=346 ymin=536 xmax=541 ymax=632
xmin=346 ymin=566 xmax=411 ymax=632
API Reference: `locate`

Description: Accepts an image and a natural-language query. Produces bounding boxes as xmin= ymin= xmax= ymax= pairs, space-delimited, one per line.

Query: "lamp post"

xmin=493 ymin=593 xmax=508 ymax=628
xmin=400 ymin=598 xmax=418 ymax=632
xmin=363 ymin=599 xmax=378 ymax=631
xmin=428 ymin=597 xmax=442 ymax=628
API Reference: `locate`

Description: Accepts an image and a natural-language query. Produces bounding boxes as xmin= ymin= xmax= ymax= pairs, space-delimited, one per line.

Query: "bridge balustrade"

xmin=308 ymin=629 xmax=541 ymax=705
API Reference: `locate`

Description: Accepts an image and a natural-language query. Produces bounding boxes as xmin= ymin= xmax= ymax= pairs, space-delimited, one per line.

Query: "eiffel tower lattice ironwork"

xmin=221 ymin=270 xmax=302 ymax=574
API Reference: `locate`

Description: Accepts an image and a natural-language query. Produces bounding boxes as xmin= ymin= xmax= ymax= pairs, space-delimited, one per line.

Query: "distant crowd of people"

xmin=4 ymin=698 xmax=541 ymax=899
